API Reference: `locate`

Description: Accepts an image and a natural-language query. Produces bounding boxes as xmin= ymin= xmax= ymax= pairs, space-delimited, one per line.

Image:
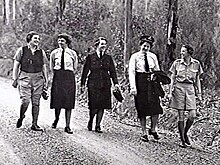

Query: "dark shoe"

xmin=180 ymin=141 xmax=187 ymax=148
xmin=64 ymin=127 xmax=73 ymax=134
xmin=16 ymin=115 xmax=25 ymax=128
xmin=31 ymin=125 xmax=43 ymax=131
xmin=16 ymin=118 xmax=23 ymax=128
xmin=149 ymin=129 xmax=160 ymax=140
xmin=51 ymin=120 xmax=58 ymax=129
xmin=141 ymin=135 xmax=149 ymax=142
xmin=95 ymin=127 xmax=103 ymax=133
xmin=184 ymin=134 xmax=191 ymax=145
xmin=87 ymin=121 xmax=92 ymax=131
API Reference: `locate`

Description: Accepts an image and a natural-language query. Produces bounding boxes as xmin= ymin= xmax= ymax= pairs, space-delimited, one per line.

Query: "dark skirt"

xmin=88 ymin=87 xmax=111 ymax=110
xmin=135 ymin=72 xmax=163 ymax=118
xmin=50 ymin=70 xmax=76 ymax=109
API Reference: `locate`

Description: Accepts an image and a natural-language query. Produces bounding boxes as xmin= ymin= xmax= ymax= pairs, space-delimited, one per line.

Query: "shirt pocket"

xmin=188 ymin=69 xmax=198 ymax=80
xmin=177 ymin=67 xmax=185 ymax=77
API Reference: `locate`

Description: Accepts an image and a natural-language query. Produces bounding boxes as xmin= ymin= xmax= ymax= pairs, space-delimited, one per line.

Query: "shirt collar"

xmin=96 ymin=49 xmax=103 ymax=58
xmin=27 ymin=43 xmax=39 ymax=50
xmin=180 ymin=57 xmax=196 ymax=65
xmin=139 ymin=50 xmax=148 ymax=56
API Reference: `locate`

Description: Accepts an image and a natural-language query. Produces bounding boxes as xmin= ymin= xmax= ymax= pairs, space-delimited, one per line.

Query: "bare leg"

xmin=95 ymin=109 xmax=104 ymax=133
xmin=88 ymin=108 xmax=98 ymax=131
xmin=150 ymin=114 xmax=159 ymax=132
xmin=140 ymin=117 xmax=149 ymax=142
xmin=52 ymin=108 xmax=61 ymax=128
xmin=65 ymin=109 xmax=72 ymax=128
xmin=64 ymin=109 xmax=73 ymax=134
xmin=140 ymin=117 xmax=147 ymax=135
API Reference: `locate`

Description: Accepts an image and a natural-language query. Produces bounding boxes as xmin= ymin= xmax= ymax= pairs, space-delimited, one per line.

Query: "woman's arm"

xmin=12 ymin=61 xmax=20 ymax=81
xmin=42 ymin=50 xmax=48 ymax=88
xmin=12 ymin=47 xmax=23 ymax=81
xmin=128 ymin=54 xmax=137 ymax=95
xmin=168 ymin=73 xmax=175 ymax=97
xmin=49 ymin=51 xmax=54 ymax=74
xmin=73 ymin=53 xmax=78 ymax=74
xmin=81 ymin=55 xmax=91 ymax=87
xmin=109 ymin=56 xmax=118 ymax=85
xmin=168 ymin=61 xmax=177 ymax=99
xmin=195 ymin=74 xmax=202 ymax=100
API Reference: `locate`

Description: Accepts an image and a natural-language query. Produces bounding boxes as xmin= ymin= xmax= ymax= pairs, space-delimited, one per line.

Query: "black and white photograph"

xmin=0 ymin=0 xmax=219 ymax=164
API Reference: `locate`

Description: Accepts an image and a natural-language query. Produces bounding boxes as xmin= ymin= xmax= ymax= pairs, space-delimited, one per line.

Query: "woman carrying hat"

xmin=50 ymin=33 xmax=78 ymax=134
xmin=129 ymin=35 xmax=163 ymax=142
xmin=12 ymin=31 xmax=48 ymax=131
xmin=168 ymin=45 xmax=203 ymax=147
xmin=80 ymin=37 xmax=119 ymax=133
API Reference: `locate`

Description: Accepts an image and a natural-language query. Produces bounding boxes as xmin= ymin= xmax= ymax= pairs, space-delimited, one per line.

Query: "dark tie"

xmin=100 ymin=51 xmax=103 ymax=59
xmin=61 ymin=48 xmax=65 ymax=69
xmin=145 ymin=54 xmax=149 ymax=72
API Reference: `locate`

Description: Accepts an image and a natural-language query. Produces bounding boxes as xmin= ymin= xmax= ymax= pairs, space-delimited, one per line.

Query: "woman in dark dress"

xmin=81 ymin=37 xmax=119 ymax=133
xmin=129 ymin=35 xmax=163 ymax=142
xmin=50 ymin=33 xmax=78 ymax=134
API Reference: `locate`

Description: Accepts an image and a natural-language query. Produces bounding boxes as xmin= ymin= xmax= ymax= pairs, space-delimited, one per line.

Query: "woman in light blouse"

xmin=50 ymin=33 xmax=78 ymax=134
xmin=168 ymin=45 xmax=203 ymax=147
xmin=129 ymin=35 xmax=163 ymax=142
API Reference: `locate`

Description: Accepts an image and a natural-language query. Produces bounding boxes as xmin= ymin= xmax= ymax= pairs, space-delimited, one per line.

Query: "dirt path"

xmin=0 ymin=77 xmax=219 ymax=165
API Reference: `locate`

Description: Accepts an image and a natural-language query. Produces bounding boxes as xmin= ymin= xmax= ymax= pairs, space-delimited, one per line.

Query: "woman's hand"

xmin=167 ymin=93 xmax=172 ymax=101
xmin=113 ymin=84 xmax=120 ymax=91
xmin=12 ymin=79 xmax=18 ymax=88
xmin=130 ymin=89 xmax=137 ymax=96
xmin=44 ymin=80 xmax=49 ymax=90
xmin=197 ymin=93 xmax=202 ymax=101
xmin=80 ymin=85 xmax=86 ymax=94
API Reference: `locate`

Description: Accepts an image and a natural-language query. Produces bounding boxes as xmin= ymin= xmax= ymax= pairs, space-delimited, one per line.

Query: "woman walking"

xmin=129 ymin=35 xmax=164 ymax=142
xmin=12 ymin=31 xmax=48 ymax=131
xmin=168 ymin=45 xmax=203 ymax=147
xmin=81 ymin=37 xmax=119 ymax=133
xmin=50 ymin=33 xmax=78 ymax=134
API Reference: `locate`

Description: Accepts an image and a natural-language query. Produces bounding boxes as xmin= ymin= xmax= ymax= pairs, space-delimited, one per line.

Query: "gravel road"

xmin=0 ymin=77 xmax=219 ymax=165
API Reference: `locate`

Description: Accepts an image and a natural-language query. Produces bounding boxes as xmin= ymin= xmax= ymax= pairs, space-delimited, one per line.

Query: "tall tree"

xmin=12 ymin=0 xmax=16 ymax=20
xmin=58 ymin=0 xmax=67 ymax=20
xmin=145 ymin=0 xmax=151 ymax=13
xmin=124 ymin=0 xmax=132 ymax=76
xmin=4 ymin=0 xmax=10 ymax=25
xmin=167 ymin=0 xmax=178 ymax=66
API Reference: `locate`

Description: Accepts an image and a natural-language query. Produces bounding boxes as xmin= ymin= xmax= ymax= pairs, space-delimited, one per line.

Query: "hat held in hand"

xmin=42 ymin=88 xmax=48 ymax=100
xmin=113 ymin=88 xmax=124 ymax=102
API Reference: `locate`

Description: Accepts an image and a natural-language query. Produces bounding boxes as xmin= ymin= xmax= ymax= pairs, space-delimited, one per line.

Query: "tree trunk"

xmin=166 ymin=0 xmax=178 ymax=68
xmin=12 ymin=0 xmax=16 ymax=20
xmin=3 ymin=0 xmax=6 ymax=24
xmin=58 ymin=0 xmax=67 ymax=20
xmin=145 ymin=0 xmax=151 ymax=13
xmin=4 ymin=0 xmax=10 ymax=25
xmin=124 ymin=0 xmax=132 ymax=77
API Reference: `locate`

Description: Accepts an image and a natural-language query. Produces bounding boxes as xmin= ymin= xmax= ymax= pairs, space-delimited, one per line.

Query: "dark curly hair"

xmin=26 ymin=31 xmax=39 ymax=43
xmin=183 ymin=45 xmax=194 ymax=55
xmin=58 ymin=33 xmax=72 ymax=46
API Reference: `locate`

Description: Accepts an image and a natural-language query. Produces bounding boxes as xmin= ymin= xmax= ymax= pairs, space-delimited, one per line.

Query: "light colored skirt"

xmin=169 ymin=82 xmax=196 ymax=110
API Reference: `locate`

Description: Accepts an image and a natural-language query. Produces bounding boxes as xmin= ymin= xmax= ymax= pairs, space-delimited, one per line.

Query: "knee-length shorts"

xmin=169 ymin=82 xmax=196 ymax=110
xmin=18 ymin=71 xmax=44 ymax=106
